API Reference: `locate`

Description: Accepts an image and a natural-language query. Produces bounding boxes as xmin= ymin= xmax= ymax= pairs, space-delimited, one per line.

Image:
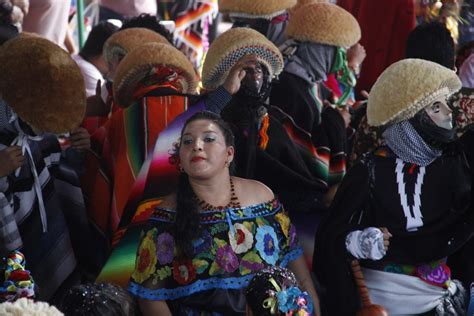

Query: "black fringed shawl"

xmin=221 ymin=95 xmax=328 ymax=213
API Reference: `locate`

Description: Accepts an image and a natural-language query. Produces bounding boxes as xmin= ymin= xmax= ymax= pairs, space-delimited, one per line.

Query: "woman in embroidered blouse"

xmin=128 ymin=111 xmax=319 ymax=316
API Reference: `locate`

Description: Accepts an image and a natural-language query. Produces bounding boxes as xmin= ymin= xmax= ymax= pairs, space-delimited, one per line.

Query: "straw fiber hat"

xmin=202 ymin=27 xmax=283 ymax=90
xmin=0 ymin=37 xmax=85 ymax=133
xmin=103 ymin=28 xmax=170 ymax=65
xmin=113 ymin=42 xmax=198 ymax=108
xmin=367 ymin=59 xmax=461 ymax=127
xmin=289 ymin=0 xmax=327 ymax=15
xmin=219 ymin=0 xmax=296 ymax=19
xmin=287 ymin=2 xmax=361 ymax=47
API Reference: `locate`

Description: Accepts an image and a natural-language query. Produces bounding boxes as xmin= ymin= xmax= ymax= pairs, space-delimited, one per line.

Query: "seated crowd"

xmin=0 ymin=0 xmax=473 ymax=315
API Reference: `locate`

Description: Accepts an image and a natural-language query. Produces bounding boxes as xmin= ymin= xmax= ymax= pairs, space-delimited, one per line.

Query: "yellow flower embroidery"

xmin=275 ymin=212 xmax=290 ymax=238
xmin=132 ymin=230 xmax=157 ymax=284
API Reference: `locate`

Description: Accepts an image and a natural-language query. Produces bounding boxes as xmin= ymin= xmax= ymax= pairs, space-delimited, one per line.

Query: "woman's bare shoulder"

xmin=233 ymin=177 xmax=275 ymax=206
xmin=157 ymin=194 xmax=177 ymax=210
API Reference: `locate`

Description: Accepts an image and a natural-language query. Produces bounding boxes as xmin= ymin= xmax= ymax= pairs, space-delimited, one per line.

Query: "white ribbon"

xmin=9 ymin=114 xmax=47 ymax=233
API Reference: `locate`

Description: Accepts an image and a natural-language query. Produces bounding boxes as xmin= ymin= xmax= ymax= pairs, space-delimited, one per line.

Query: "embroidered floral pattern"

xmin=383 ymin=263 xmax=417 ymax=278
xmin=173 ymin=258 xmax=196 ymax=285
xmin=156 ymin=232 xmax=174 ymax=265
xmin=381 ymin=259 xmax=451 ymax=288
xmin=452 ymin=88 xmax=474 ymax=135
xmin=288 ymin=224 xmax=297 ymax=249
xmin=256 ymin=226 xmax=280 ymax=265
xmin=416 ymin=262 xmax=451 ymax=288
xmin=193 ymin=230 xmax=212 ymax=255
xmin=192 ymin=259 xmax=209 ymax=274
xmin=240 ymin=251 xmax=264 ymax=275
xmin=275 ymin=212 xmax=290 ymax=238
xmin=351 ymin=115 xmax=385 ymax=164
xmin=129 ymin=199 xmax=302 ymax=300
xmin=383 ymin=264 xmax=403 ymax=274
xmin=229 ymin=223 xmax=254 ymax=254
xmin=216 ymin=245 xmax=239 ymax=273
xmin=156 ymin=266 xmax=172 ymax=281
xmin=132 ymin=230 xmax=157 ymax=283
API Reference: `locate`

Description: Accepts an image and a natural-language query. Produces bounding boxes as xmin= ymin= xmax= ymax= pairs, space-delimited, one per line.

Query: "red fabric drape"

xmin=338 ymin=0 xmax=416 ymax=94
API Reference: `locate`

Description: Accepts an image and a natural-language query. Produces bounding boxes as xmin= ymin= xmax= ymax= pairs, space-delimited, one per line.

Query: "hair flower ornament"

xmin=262 ymin=277 xmax=314 ymax=315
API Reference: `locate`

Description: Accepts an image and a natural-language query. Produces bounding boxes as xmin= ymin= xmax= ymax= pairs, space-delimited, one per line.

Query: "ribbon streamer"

xmin=9 ymin=114 xmax=47 ymax=233
xmin=331 ymin=47 xmax=357 ymax=107
xmin=263 ymin=278 xmax=283 ymax=314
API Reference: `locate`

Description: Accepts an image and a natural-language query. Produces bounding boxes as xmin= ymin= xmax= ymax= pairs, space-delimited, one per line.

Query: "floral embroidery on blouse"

xmin=192 ymin=230 xmax=212 ymax=255
xmin=173 ymin=258 xmax=196 ymax=285
xmin=288 ymin=224 xmax=298 ymax=249
xmin=128 ymin=199 xmax=303 ymax=301
xmin=215 ymin=244 xmax=239 ymax=273
xmin=156 ymin=232 xmax=174 ymax=265
xmin=228 ymin=223 xmax=254 ymax=254
xmin=131 ymin=229 xmax=158 ymax=284
xmin=255 ymin=225 xmax=280 ymax=265
xmin=275 ymin=212 xmax=290 ymax=238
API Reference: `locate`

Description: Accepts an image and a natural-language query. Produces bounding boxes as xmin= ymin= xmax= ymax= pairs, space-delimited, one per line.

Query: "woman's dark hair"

xmin=246 ymin=266 xmax=299 ymax=316
xmin=120 ymin=13 xmax=174 ymax=45
xmin=60 ymin=283 xmax=136 ymax=316
xmin=80 ymin=21 xmax=118 ymax=61
xmin=174 ymin=111 xmax=235 ymax=257
xmin=180 ymin=111 xmax=235 ymax=148
xmin=406 ymin=22 xmax=455 ymax=70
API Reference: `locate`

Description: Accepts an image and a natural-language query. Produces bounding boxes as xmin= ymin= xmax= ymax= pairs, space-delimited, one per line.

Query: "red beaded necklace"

xmin=196 ymin=177 xmax=241 ymax=211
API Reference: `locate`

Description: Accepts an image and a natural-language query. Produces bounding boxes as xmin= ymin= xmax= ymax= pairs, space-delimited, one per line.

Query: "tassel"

xmin=351 ymin=260 xmax=388 ymax=316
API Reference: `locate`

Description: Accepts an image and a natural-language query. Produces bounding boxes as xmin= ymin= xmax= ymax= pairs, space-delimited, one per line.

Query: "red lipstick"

xmin=191 ymin=156 xmax=205 ymax=162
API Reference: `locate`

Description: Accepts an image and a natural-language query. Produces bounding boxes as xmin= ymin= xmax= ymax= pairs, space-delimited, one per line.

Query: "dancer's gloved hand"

xmin=345 ymin=227 xmax=392 ymax=260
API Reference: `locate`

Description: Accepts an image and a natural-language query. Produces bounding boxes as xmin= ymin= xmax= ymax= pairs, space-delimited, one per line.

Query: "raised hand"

xmin=347 ymin=43 xmax=366 ymax=74
xmin=0 ymin=146 xmax=25 ymax=177
xmin=70 ymin=127 xmax=91 ymax=152
xmin=222 ymin=54 xmax=259 ymax=95
xmin=379 ymin=227 xmax=392 ymax=251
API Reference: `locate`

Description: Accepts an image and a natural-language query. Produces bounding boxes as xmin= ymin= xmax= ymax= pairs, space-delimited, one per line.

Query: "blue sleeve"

xmin=204 ymin=86 xmax=232 ymax=115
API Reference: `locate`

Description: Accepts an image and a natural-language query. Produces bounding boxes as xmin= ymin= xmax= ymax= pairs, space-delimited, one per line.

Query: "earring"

xmin=225 ymin=161 xmax=229 ymax=168
xmin=179 ymin=165 xmax=184 ymax=173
